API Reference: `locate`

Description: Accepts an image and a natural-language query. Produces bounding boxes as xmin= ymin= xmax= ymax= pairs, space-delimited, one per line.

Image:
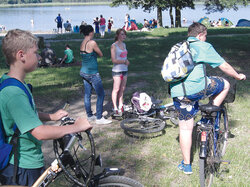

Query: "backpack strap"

xmin=0 ymin=78 xmax=33 ymax=182
xmin=181 ymin=63 xmax=207 ymax=97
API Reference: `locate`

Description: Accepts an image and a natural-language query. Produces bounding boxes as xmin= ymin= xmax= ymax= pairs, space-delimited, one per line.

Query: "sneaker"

xmin=113 ymin=109 xmax=122 ymax=117
xmin=96 ymin=117 xmax=112 ymax=125
xmin=87 ymin=115 xmax=96 ymax=121
xmin=178 ymin=160 xmax=193 ymax=174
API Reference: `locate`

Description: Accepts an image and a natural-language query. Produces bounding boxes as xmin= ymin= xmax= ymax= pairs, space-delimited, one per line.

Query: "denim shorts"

xmin=173 ymin=76 xmax=225 ymax=120
xmin=112 ymin=71 xmax=128 ymax=77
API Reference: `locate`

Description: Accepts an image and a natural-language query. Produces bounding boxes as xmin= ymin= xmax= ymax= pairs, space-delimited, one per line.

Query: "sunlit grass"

xmin=0 ymin=28 xmax=249 ymax=186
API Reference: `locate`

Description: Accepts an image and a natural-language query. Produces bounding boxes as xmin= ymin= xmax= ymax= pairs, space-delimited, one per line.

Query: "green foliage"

xmin=204 ymin=0 xmax=249 ymax=13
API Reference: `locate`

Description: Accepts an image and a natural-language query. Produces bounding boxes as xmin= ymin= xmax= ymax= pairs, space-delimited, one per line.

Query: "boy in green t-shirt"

xmin=0 ymin=29 xmax=92 ymax=186
xmin=60 ymin=44 xmax=74 ymax=64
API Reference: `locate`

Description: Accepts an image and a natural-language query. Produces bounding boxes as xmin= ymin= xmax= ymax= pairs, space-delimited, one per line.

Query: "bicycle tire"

xmin=169 ymin=110 xmax=178 ymax=126
xmin=98 ymin=175 xmax=144 ymax=187
xmin=53 ymin=130 xmax=96 ymax=186
xmin=120 ymin=117 xmax=165 ymax=134
xmin=199 ymin=132 xmax=214 ymax=187
xmin=217 ymin=107 xmax=228 ymax=157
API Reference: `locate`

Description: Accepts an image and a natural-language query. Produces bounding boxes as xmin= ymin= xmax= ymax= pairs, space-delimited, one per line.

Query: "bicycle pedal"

xmin=221 ymin=160 xmax=231 ymax=164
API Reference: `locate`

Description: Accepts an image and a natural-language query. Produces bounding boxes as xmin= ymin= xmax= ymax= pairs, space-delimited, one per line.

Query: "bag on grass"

xmin=161 ymin=41 xmax=194 ymax=83
xmin=131 ymin=92 xmax=152 ymax=113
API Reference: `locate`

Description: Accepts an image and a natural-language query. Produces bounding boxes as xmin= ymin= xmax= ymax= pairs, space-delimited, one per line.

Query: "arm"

xmin=38 ymin=109 xmax=68 ymax=121
xmin=219 ymin=62 xmax=246 ymax=80
xmin=60 ymin=54 xmax=67 ymax=64
xmin=30 ymin=117 xmax=93 ymax=140
xmin=93 ymin=41 xmax=103 ymax=57
xmin=111 ymin=44 xmax=129 ymax=65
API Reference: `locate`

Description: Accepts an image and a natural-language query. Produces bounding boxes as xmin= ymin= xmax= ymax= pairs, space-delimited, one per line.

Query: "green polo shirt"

xmin=64 ymin=48 xmax=74 ymax=63
xmin=0 ymin=74 xmax=44 ymax=169
xmin=170 ymin=37 xmax=226 ymax=98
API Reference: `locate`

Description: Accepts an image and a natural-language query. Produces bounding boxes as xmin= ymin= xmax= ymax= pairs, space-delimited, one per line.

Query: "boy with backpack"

xmin=0 ymin=29 xmax=92 ymax=186
xmin=168 ymin=23 xmax=246 ymax=174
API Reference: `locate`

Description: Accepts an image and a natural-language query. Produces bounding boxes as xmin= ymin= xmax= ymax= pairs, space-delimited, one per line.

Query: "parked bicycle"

xmin=31 ymin=105 xmax=144 ymax=187
xmin=197 ymin=82 xmax=236 ymax=187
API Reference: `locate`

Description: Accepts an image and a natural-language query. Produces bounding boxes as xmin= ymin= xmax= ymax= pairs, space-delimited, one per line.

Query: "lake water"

xmin=0 ymin=4 xmax=249 ymax=32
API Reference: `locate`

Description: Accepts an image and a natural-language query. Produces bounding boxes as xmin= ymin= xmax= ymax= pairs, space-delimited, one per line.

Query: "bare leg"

xmin=117 ymin=76 xmax=127 ymax=109
xmin=179 ymin=118 xmax=194 ymax=164
xmin=112 ymin=76 xmax=122 ymax=110
xmin=212 ymin=79 xmax=230 ymax=106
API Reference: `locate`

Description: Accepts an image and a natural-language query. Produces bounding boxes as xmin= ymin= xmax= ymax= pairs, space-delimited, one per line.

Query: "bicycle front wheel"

xmin=120 ymin=117 xmax=165 ymax=134
xmin=98 ymin=176 xmax=144 ymax=187
xmin=217 ymin=107 xmax=228 ymax=157
xmin=199 ymin=132 xmax=214 ymax=187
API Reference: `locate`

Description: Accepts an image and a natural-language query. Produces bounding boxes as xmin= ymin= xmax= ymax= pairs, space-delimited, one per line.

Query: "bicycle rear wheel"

xmin=98 ymin=175 xmax=144 ymax=187
xmin=217 ymin=107 xmax=228 ymax=157
xmin=199 ymin=132 xmax=214 ymax=187
xmin=120 ymin=117 xmax=165 ymax=134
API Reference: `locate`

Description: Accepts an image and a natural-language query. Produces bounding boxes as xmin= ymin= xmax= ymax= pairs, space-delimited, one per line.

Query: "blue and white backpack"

xmin=161 ymin=41 xmax=194 ymax=83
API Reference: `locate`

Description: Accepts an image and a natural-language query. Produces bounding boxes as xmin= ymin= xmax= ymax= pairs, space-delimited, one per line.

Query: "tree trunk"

xmin=175 ymin=5 xmax=181 ymax=27
xmin=169 ymin=6 xmax=174 ymax=28
xmin=157 ymin=6 xmax=163 ymax=27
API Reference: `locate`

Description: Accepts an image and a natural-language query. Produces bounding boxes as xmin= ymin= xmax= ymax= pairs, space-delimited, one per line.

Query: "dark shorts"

xmin=112 ymin=71 xmax=128 ymax=77
xmin=57 ymin=22 xmax=62 ymax=28
xmin=0 ymin=164 xmax=45 ymax=186
xmin=173 ymin=76 xmax=225 ymax=120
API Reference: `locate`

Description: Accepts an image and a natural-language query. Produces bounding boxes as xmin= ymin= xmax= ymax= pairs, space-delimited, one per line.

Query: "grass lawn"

xmin=0 ymin=27 xmax=249 ymax=186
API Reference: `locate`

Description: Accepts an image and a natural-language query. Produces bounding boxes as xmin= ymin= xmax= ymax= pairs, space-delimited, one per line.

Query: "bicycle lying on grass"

xmin=31 ymin=106 xmax=144 ymax=187
xmin=119 ymin=97 xmax=178 ymax=135
xmin=197 ymin=82 xmax=236 ymax=187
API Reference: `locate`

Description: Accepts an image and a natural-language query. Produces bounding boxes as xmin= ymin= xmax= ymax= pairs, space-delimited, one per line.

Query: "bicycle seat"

xmin=199 ymin=104 xmax=221 ymax=113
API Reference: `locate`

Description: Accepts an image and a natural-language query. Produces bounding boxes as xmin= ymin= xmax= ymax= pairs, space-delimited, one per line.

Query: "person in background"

xmin=0 ymin=29 xmax=92 ymax=186
xmin=124 ymin=14 xmax=130 ymax=31
xmin=64 ymin=20 xmax=72 ymax=32
xmin=111 ymin=29 xmax=130 ymax=116
xmin=40 ymin=42 xmax=57 ymax=67
xmin=79 ymin=25 xmax=112 ymax=125
xmin=109 ymin=17 xmax=114 ymax=26
xmin=99 ymin=15 xmax=106 ymax=38
xmin=108 ymin=19 xmax=112 ymax=34
xmin=60 ymin=44 xmax=74 ymax=65
xmin=55 ymin=13 xmax=63 ymax=34
xmin=93 ymin=17 xmax=100 ymax=36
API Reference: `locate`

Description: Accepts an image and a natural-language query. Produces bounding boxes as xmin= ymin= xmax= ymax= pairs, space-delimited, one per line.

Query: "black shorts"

xmin=57 ymin=22 xmax=62 ymax=28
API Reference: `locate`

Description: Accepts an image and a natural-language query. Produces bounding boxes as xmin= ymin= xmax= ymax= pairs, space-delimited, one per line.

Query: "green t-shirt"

xmin=170 ymin=37 xmax=226 ymax=98
xmin=0 ymin=74 xmax=44 ymax=169
xmin=64 ymin=48 xmax=74 ymax=63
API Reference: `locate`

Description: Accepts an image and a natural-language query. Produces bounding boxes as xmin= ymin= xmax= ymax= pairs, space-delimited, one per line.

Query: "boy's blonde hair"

xmin=2 ymin=29 xmax=38 ymax=65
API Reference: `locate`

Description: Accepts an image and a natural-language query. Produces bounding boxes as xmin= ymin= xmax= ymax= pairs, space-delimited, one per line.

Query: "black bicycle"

xmin=120 ymin=99 xmax=178 ymax=135
xmin=197 ymin=81 xmax=236 ymax=187
xmin=32 ymin=115 xmax=144 ymax=187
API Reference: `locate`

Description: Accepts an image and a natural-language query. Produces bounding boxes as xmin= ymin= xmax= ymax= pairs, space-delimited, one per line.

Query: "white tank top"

xmin=112 ymin=42 xmax=128 ymax=72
